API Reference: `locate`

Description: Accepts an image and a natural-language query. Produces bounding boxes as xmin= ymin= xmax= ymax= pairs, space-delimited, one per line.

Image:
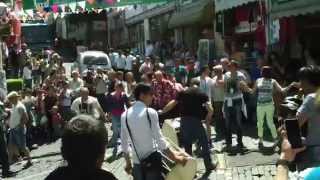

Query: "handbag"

xmin=125 ymin=109 xmax=170 ymax=179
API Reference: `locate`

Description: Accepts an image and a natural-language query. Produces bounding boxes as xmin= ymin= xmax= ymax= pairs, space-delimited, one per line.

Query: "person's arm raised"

xmin=161 ymin=100 xmax=178 ymax=114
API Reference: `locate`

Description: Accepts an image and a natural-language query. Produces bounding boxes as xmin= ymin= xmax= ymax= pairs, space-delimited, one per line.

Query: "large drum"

xmin=162 ymin=120 xmax=197 ymax=180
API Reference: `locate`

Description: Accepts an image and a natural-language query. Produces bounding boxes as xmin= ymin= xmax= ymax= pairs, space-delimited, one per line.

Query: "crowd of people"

xmin=0 ymin=41 xmax=319 ymax=180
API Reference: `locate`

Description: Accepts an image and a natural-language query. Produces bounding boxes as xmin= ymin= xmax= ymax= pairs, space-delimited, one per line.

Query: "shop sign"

xmin=235 ymin=21 xmax=257 ymax=34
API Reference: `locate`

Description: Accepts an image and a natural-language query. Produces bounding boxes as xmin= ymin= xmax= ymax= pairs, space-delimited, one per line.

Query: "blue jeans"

xmin=224 ymin=98 xmax=243 ymax=146
xmin=180 ymin=116 xmax=213 ymax=170
xmin=133 ymin=163 xmax=163 ymax=180
xmin=110 ymin=115 xmax=121 ymax=146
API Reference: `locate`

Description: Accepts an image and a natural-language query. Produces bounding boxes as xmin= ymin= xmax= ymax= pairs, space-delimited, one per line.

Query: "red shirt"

xmin=152 ymin=79 xmax=177 ymax=110
xmin=52 ymin=113 xmax=62 ymax=124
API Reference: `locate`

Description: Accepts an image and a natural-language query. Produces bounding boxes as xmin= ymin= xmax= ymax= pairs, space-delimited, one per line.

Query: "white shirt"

xmin=212 ymin=76 xmax=225 ymax=102
xmin=196 ymin=76 xmax=213 ymax=101
xmin=23 ymin=67 xmax=32 ymax=80
xmin=110 ymin=52 xmax=119 ymax=67
xmin=116 ymin=55 xmax=127 ymax=69
xmin=61 ymin=89 xmax=72 ymax=107
xmin=125 ymin=55 xmax=136 ymax=71
xmin=121 ymin=101 xmax=169 ymax=164
xmin=69 ymin=78 xmax=84 ymax=92
xmin=9 ymin=102 xmax=26 ymax=129
xmin=139 ymin=62 xmax=153 ymax=74
xmin=71 ymin=96 xmax=101 ymax=119
xmin=145 ymin=44 xmax=154 ymax=57
xmin=95 ymin=76 xmax=108 ymax=94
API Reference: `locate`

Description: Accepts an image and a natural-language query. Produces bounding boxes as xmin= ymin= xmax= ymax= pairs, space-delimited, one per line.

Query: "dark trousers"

xmin=60 ymin=106 xmax=73 ymax=122
xmin=224 ymin=98 xmax=243 ymax=146
xmin=213 ymin=101 xmax=225 ymax=138
xmin=96 ymin=94 xmax=106 ymax=112
xmin=181 ymin=116 xmax=212 ymax=169
xmin=0 ymin=126 xmax=9 ymax=173
xmin=24 ymin=79 xmax=32 ymax=89
xmin=133 ymin=163 xmax=163 ymax=180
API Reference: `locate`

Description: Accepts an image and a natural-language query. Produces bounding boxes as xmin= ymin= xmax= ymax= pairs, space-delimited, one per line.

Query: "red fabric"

xmin=152 ymin=79 xmax=177 ymax=110
xmin=52 ymin=113 xmax=62 ymax=124
xmin=280 ymin=17 xmax=297 ymax=44
xmin=11 ymin=17 xmax=21 ymax=36
xmin=5 ymin=35 xmax=16 ymax=47
xmin=255 ymin=22 xmax=266 ymax=54
xmin=52 ymin=4 xmax=59 ymax=13
xmin=235 ymin=6 xmax=250 ymax=23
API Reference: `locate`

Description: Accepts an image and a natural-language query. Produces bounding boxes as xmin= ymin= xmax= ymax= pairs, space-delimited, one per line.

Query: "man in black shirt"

xmin=161 ymin=85 xmax=216 ymax=172
xmin=45 ymin=115 xmax=117 ymax=180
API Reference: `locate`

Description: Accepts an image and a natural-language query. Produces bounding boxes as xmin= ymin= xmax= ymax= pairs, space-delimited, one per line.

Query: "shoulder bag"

xmin=125 ymin=108 xmax=169 ymax=179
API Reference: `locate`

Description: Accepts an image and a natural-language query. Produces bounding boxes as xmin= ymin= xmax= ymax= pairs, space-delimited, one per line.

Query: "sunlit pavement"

xmin=5 ymin=123 xmax=279 ymax=180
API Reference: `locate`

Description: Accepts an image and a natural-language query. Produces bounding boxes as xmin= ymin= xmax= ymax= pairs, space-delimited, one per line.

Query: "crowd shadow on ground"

xmin=214 ymin=119 xmax=280 ymax=157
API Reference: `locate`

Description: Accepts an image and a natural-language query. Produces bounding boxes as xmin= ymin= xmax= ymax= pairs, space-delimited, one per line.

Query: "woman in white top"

xmin=250 ymin=66 xmax=295 ymax=147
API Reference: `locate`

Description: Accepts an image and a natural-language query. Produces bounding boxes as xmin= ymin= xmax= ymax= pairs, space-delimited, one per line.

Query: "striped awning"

xmin=215 ymin=0 xmax=257 ymax=12
xmin=271 ymin=0 xmax=320 ymax=19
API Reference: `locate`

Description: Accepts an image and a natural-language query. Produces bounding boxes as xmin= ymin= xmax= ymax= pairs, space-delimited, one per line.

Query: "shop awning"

xmin=168 ymin=0 xmax=213 ymax=29
xmin=271 ymin=0 xmax=320 ymax=19
xmin=215 ymin=0 xmax=257 ymax=12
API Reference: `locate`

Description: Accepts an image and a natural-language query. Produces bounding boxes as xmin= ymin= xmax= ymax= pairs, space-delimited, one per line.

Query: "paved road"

xmin=5 ymin=123 xmax=279 ymax=180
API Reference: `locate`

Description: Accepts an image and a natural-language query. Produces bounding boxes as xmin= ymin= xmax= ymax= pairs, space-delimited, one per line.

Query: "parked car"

xmin=73 ymin=51 xmax=111 ymax=75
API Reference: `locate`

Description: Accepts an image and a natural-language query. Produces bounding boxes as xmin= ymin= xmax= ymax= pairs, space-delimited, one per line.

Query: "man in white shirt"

xmin=121 ymin=83 xmax=188 ymax=180
xmin=145 ymin=40 xmax=154 ymax=57
xmin=7 ymin=91 xmax=32 ymax=167
xmin=139 ymin=57 xmax=153 ymax=75
xmin=95 ymin=69 xmax=108 ymax=112
xmin=69 ymin=71 xmax=84 ymax=98
xmin=23 ymin=62 xmax=33 ymax=89
xmin=109 ymin=50 xmax=118 ymax=69
xmin=196 ymin=66 xmax=214 ymax=102
xmin=125 ymin=53 xmax=136 ymax=72
xmin=116 ymin=52 xmax=126 ymax=71
xmin=71 ymin=87 xmax=106 ymax=121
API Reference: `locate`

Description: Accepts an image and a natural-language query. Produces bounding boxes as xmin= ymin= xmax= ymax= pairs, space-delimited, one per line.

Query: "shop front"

xmin=269 ymin=0 xmax=320 ymax=79
xmin=215 ymin=0 xmax=266 ymax=71
xmin=168 ymin=0 xmax=214 ymax=51
xmin=126 ymin=2 xmax=175 ymax=55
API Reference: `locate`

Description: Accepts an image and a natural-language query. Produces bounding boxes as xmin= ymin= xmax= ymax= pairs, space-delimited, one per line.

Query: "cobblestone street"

xmin=4 ymin=123 xmax=279 ymax=180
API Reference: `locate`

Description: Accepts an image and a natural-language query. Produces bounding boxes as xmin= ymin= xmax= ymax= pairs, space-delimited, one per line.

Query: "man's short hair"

xmin=261 ymin=66 xmax=272 ymax=79
xmin=229 ymin=60 xmax=240 ymax=68
xmin=61 ymin=115 xmax=108 ymax=169
xmin=190 ymin=78 xmax=200 ymax=87
xmin=134 ymin=83 xmax=152 ymax=101
xmin=200 ymin=65 xmax=209 ymax=74
xmin=298 ymin=66 xmax=320 ymax=87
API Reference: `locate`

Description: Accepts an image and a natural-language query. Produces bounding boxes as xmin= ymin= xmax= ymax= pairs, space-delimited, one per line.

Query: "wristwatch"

xmin=276 ymin=159 xmax=291 ymax=167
